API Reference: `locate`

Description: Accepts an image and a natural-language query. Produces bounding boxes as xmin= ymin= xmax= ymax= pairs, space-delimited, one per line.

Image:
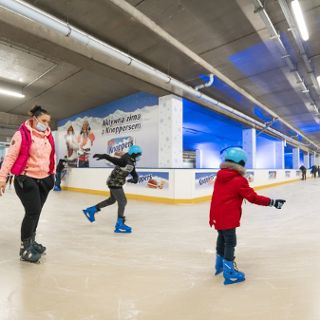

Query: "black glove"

xmin=269 ymin=199 xmax=286 ymax=209
xmin=93 ymin=154 xmax=107 ymax=160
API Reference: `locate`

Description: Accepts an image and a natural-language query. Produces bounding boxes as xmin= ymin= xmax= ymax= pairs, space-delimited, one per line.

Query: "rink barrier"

xmin=62 ymin=177 xmax=301 ymax=204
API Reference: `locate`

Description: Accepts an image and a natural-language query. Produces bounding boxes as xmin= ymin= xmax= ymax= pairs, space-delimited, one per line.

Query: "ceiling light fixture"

xmin=317 ymin=76 xmax=320 ymax=87
xmin=0 ymin=88 xmax=25 ymax=98
xmin=291 ymin=0 xmax=309 ymax=41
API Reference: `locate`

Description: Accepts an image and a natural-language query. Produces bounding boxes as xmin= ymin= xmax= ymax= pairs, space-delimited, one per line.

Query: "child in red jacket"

xmin=209 ymin=147 xmax=286 ymax=285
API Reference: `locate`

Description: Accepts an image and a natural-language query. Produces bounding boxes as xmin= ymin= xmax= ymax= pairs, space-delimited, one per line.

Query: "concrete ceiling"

xmin=0 ymin=0 xmax=320 ymax=146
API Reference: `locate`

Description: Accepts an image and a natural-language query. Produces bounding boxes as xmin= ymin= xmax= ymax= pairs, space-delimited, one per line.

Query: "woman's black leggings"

xmin=96 ymin=187 xmax=127 ymax=218
xmin=14 ymin=175 xmax=54 ymax=241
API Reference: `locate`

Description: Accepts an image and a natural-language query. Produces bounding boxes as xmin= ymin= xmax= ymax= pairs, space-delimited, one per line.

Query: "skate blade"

xmin=82 ymin=210 xmax=95 ymax=223
xmin=20 ymin=257 xmax=41 ymax=264
xmin=215 ymin=269 xmax=223 ymax=276
xmin=114 ymin=229 xmax=132 ymax=233
xmin=224 ymin=277 xmax=245 ymax=285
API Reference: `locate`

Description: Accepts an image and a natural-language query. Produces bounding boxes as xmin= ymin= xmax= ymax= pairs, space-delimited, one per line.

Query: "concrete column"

xmin=158 ymin=95 xmax=183 ymax=168
xmin=242 ymin=128 xmax=256 ymax=169
xmin=292 ymin=147 xmax=300 ymax=169
xmin=275 ymin=140 xmax=285 ymax=169
xmin=304 ymin=152 xmax=310 ymax=168
xmin=195 ymin=149 xmax=202 ymax=169
xmin=310 ymin=152 xmax=316 ymax=166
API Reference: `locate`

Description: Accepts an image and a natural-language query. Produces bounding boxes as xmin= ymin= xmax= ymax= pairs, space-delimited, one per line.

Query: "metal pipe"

xmin=195 ymin=74 xmax=214 ymax=91
xmin=0 ymin=0 xmax=318 ymax=150
xmin=108 ymin=0 xmax=319 ymax=145
xmin=253 ymin=0 xmax=320 ymax=121
xmin=278 ymin=0 xmax=320 ymax=99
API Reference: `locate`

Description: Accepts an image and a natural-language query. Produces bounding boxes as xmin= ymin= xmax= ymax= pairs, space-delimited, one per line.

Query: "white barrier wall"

xmin=62 ymin=168 xmax=302 ymax=203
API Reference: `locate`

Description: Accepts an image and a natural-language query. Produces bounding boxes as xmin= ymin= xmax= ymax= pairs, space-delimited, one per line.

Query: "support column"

xmin=242 ymin=128 xmax=256 ymax=169
xmin=292 ymin=147 xmax=300 ymax=169
xmin=158 ymin=95 xmax=183 ymax=168
xmin=195 ymin=149 xmax=202 ymax=169
xmin=275 ymin=140 xmax=285 ymax=169
xmin=310 ymin=152 xmax=316 ymax=166
xmin=304 ymin=152 xmax=310 ymax=168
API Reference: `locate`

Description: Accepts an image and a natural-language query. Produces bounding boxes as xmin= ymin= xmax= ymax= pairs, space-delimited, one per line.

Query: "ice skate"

xmin=215 ymin=254 xmax=223 ymax=275
xmin=32 ymin=233 xmax=46 ymax=254
xmin=20 ymin=238 xmax=42 ymax=264
xmin=53 ymin=186 xmax=61 ymax=191
xmin=82 ymin=205 xmax=99 ymax=222
xmin=114 ymin=216 xmax=132 ymax=233
xmin=223 ymin=259 xmax=245 ymax=285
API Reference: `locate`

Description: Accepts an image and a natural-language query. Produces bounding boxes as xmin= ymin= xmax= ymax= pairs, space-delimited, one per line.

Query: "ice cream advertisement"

xmin=195 ymin=172 xmax=217 ymax=190
xmin=133 ymin=171 xmax=169 ymax=190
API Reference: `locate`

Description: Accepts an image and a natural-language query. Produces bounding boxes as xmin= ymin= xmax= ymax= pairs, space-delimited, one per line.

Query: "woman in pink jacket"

xmin=0 ymin=106 xmax=55 ymax=263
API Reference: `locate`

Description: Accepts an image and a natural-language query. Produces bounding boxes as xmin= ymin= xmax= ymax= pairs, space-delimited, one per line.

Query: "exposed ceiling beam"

xmin=108 ymin=0 xmax=319 ymax=148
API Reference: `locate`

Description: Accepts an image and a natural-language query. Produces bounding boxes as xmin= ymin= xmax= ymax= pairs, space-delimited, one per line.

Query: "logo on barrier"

xmin=268 ymin=171 xmax=277 ymax=179
xmin=246 ymin=171 xmax=255 ymax=183
xmin=132 ymin=171 xmax=169 ymax=190
xmin=195 ymin=172 xmax=217 ymax=189
xmin=107 ymin=136 xmax=134 ymax=156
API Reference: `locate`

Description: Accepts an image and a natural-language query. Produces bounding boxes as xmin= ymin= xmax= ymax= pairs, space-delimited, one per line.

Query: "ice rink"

xmin=0 ymin=179 xmax=319 ymax=320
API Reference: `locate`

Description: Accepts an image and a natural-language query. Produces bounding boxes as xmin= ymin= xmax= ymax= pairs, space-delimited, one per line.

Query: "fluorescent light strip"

xmin=0 ymin=88 xmax=25 ymax=98
xmin=291 ymin=0 xmax=309 ymax=41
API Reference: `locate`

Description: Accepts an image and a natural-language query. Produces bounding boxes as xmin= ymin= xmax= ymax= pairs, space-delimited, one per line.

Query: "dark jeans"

xmin=216 ymin=228 xmax=237 ymax=261
xmin=14 ymin=175 xmax=54 ymax=241
xmin=55 ymin=171 xmax=62 ymax=188
xmin=96 ymin=187 xmax=127 ymax=218
xmin=302 ymin=171 xmax=306 ymax=180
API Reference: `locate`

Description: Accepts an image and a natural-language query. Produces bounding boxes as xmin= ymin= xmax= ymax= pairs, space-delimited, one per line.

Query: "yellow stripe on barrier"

xmin=62 ymin=178 xmax=302 ymax=204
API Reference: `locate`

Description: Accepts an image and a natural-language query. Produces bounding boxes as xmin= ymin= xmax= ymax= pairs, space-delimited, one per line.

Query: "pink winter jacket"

xmin=0 ymin=120 xmax=56 ymax=183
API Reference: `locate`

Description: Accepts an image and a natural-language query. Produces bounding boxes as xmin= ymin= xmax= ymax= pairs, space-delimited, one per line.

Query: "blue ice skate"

xmin=82 ymin=206 xmax=98 ymax=223
xmin=53 ymin=186 xmax=61 ymax=191
xmin=223 ymin=259 xmax=245 ymax=285
xmin=215 ymin=254 xmax=223 ymax=275
xmin=114 ymin=217 xmax=132 ymax=233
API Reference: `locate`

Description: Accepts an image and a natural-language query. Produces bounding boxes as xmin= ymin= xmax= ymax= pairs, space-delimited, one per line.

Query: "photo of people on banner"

xmin=56 ymin=93 xmax=160 ymax=168
xmin=64 ymin=120 xmax=95 ymax=168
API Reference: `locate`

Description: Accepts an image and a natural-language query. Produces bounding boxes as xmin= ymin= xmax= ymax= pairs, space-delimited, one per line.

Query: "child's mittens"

xmin=269 ymin=199 xmax=286 ymax=209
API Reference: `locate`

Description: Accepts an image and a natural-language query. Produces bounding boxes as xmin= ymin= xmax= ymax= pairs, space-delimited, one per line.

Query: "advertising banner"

xmin=56 ymin=93 xmax=159 ymax=168
xmin=134 ymin=171 xmax=169 ymax=190
xmin=246 ymin=171 xmax=255 ymax=183
xmin=195 ymin=172 xmax=217 ymax=190
xmin=268 ymin=170 xmax=277 ymax=179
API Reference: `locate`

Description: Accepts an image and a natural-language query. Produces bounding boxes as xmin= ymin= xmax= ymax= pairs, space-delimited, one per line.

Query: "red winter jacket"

xmin=209 ymin=162 xmax=271 ymax=230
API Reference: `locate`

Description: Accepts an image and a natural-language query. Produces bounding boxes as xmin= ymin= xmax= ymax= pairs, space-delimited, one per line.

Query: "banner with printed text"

xmin=132 ymin=171 xmax=169 ymax=190
xmin=195 ymin=172 xmax=217 ymax=190
xmin=56 ymin=93 xmax=159 ymax=168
